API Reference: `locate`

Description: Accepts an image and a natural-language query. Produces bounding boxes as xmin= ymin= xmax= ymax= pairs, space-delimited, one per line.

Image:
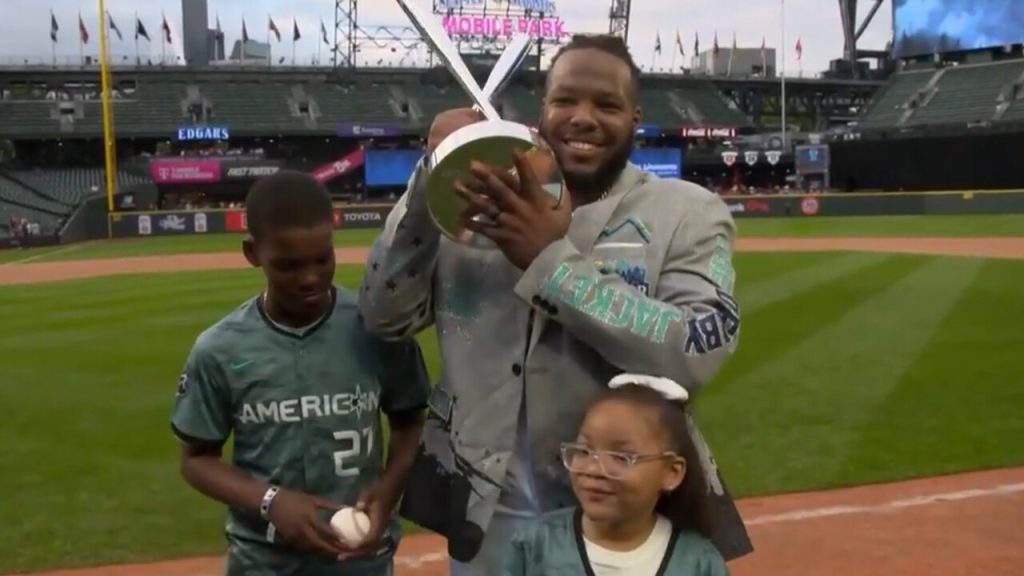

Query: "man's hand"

xmin=336 ymin=482 xmax=396 ymax=561
xmin=455 ymin=149 xmax=573 ymax=269
xmin=427 ymin=108 xmax=484 ymax=154
xmin=266 ymin=488 xmax=345 ymax=558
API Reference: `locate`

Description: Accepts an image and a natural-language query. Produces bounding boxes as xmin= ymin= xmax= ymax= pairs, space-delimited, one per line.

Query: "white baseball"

xmin=330 ymin=507 xmax=371 ymax=546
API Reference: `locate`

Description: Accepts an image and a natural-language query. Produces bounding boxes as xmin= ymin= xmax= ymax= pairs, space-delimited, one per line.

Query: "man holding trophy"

xmin=359 ymin=2 xmax=752 ymax=573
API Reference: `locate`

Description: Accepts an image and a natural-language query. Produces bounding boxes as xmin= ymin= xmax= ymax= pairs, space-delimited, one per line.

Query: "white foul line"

xmin=390 ymin=482 xmax=1024 ymax=567
xmin=743 ymin=482 xmax=1024 ymax=526
xmin=2 ymin=244 xmax=82 ymax=265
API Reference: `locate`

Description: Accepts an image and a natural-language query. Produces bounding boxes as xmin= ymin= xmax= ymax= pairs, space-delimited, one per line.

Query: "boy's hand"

xmin=336 ymin=482 xmax=396 ymax=560
xmin=267 ymin=488 xmax=345 ymax=557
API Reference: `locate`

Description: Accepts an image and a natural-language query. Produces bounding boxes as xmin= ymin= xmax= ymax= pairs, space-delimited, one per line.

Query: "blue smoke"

xmin=893 ymin=0 xmax=1024 ymax=57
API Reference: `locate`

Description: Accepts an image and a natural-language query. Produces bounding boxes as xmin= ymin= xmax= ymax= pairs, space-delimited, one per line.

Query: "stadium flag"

xmin=292 ymin=18 xmax=300 ymax=64
xmin=108 ymin=12 xmax=122 ymax=41
xmin=162 ymin=13 xmax=172 ymax=44
xmin=712 ymin=30 xmax=719 ymax=74
xmin=241 ymin=17 xmax=249 ymax=62
xmin=78 ymin=11 xmax=88 ymax=65
xmin=78 ymin=12 xmax=89 ymax=44
xmin=693 ymin=31 xmax=699 ymax=58
xmin=269 ymin=15 xmax=281 ymax=42
xmin=649 ymin=30 xmax=660 ymax=71
xmin=160 ymin=11 xmax=171 ymax=64
xmin=49 ymin=10 xmax=59 ymax=65
xmin=795 ymin=36 xmax=803 ymax=77
xmin=134 ymin=16 xmax=149 ymax=41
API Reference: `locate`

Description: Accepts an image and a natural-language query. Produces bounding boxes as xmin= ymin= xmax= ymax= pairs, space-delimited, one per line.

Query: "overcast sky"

xmin=0 ymin=0 xmax=894 ymax=75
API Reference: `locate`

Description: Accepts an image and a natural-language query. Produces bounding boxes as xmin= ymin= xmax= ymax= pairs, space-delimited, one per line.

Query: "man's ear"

xmin=242 ymin=236 xmax=260 ymax=268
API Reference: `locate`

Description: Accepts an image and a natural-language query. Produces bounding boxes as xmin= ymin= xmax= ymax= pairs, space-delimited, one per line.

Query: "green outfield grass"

xmin=1 ymin=252 xmax=1023 ymax=573
xmin=1 ymin=214 xmax=1022 ymax=265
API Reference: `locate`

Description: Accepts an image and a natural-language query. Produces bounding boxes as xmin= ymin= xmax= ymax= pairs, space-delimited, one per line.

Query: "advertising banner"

xmin=630 ymin=148 xmax=683 ymax=179
xmin=440 ymin=14 xmax=566 ymax=39
xmin=220 ymin=159 xmax=284 ymax=181
xmin=680 ymin=126 xmax=737 ymax=139
xmin=635 ymin=125 xmax=663 ymax=138
xmin=109 ymin=211 xmax=220 ymax=237
xmin=335 ymin=205 xmax=391 ymax=229
xmin=312 ymin=149 xmax=366 ymax=183
xmin=223 ymin=204 xmax=392 ymax=232
xmin=225 ymin=210 xmax=248 ymax=232
xmin=149 ymin=159 xmax=222 ymax=184
xmin=364 ymin=149 xmax=424 ymax=188
xmin=336 ymin=123 xmax=406 ymax=138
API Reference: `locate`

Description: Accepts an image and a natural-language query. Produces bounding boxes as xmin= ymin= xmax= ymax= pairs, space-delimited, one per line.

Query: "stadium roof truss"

xmin=838 ymin=0 xmax=891 ymax=65
xmin=715 ymin=76 xmax=884 ymax=130
xmin=333 ymin=0 xmax=428 ymax=68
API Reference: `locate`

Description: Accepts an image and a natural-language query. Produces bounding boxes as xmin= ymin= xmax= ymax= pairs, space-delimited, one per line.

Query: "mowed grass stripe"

xmin=711 ymin=254 xmax=922 ymax=388
xmin=700 ymin=256 xmax=984 ymax=497
xmin=838 ymin=258 xmax=1024 ymax=480
xmin=737 ymin=251 xmax=891 ymax=313
xmin=737 ymin=214 xmax=1024 ymax=238
xmin=2 ymin=228 xmax=382 ymax=264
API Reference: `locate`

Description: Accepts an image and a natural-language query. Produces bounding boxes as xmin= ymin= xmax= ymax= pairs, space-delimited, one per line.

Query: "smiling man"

xmin=359 ymin=34 xmax=752 ymax=576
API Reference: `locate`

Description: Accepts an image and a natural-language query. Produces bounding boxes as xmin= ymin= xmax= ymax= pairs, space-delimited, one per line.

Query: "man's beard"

xmin=562 ymin=138 xmax=634 ymax=202
xmin=539 ymin=120 xmax=635 ymax=202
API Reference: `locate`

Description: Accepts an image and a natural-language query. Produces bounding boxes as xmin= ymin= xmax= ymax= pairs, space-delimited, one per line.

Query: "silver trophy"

xmin=396 ymin=0 xmax=566 ymax=249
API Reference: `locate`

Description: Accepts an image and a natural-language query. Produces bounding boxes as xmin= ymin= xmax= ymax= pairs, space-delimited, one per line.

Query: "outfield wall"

xmin=104 ymin=204 xmax=392 ymax=238
xmin=723 ymin=190 xmax=1024 ymax=218
xmin=72 ymin=189 xmax=1024 ymax=240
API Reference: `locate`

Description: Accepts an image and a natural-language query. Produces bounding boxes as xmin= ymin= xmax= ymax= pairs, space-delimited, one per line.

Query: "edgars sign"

xmin=175 ymin=126 xmax=230 ymax=141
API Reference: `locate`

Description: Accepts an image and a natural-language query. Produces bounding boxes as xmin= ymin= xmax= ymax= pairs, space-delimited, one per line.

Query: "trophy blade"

xmin=480 ymin=35 xmax=532 ymax=101
xmin=395 ymin=0 xmax=502 ymax=120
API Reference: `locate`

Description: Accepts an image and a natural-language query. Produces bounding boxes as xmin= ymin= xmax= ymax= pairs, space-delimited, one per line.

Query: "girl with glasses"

xmin=501 ymin=374 xmax=728 ymax=576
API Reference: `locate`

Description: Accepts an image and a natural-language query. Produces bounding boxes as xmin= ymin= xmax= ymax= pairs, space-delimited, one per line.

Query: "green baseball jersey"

xmin=503 ymin=508 xmax=729 ymax=576
xmin=171 ymin=286 xmax=430 ymax=576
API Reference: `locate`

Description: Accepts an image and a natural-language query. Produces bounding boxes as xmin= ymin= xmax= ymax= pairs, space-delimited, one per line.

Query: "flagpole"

xmin=79 ymin=11 xmax=84 ymax=66
xmin=97 ymin=0 xmax=118 ymax=216
xmin=780 ymin=0 xmax=788 ymax=151
xmin=670 ymin=34 xmax=677 ymax=73
xmin=51 ymin=11 xmax=57 ymax=67
xmin=160 ymin=12 xmax=166 ymax=65
xmin=241 ymin=16 xmax=247 ymax=64
xmin=266 ymin=15 xmax=271 ymax=67
xmin=134 ymin=12 xmax=139 ymax=64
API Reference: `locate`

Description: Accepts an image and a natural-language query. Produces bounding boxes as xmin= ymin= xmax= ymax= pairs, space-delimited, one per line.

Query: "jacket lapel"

xmin=566 ymin=163 xmax=647 ymax=255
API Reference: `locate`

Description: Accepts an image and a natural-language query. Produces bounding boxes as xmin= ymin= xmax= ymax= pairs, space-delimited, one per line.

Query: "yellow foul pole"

xmin=98 ymin=0 xmax=117 ymax=213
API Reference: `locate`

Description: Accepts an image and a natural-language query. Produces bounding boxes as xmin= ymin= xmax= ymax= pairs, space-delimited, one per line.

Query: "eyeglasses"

xmin=560 ymin=442 xmax=676 ymax=480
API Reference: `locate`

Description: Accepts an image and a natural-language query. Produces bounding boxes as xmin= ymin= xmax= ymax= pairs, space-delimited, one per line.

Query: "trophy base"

xmin=427 ymin=120 xmax=565 ymax=249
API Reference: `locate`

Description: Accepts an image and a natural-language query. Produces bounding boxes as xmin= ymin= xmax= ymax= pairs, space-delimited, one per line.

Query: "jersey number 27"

xmin=333 ymin=427 xmax=374 ymax=477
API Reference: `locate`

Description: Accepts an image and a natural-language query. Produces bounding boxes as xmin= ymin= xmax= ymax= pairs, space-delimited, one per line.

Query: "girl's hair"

xmin=589 ymin=383 xmax=713 ymax=539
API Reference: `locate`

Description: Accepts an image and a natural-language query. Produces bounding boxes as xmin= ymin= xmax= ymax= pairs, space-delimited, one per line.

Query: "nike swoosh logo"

xmin=230 ymin=360 xmax=254 ymax=371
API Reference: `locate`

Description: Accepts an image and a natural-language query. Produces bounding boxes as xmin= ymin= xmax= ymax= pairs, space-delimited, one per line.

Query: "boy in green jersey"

xmin=171 ymin=170 xmax=431 ymax=575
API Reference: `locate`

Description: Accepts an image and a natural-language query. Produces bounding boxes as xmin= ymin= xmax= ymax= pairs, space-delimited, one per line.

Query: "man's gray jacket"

xmin=358 ymin=158 xmax=752 ymax=563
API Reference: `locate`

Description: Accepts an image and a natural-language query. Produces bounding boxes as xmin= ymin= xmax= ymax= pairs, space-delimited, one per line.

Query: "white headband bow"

xmin=608 ymin=373 xmax=689 ymax=403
